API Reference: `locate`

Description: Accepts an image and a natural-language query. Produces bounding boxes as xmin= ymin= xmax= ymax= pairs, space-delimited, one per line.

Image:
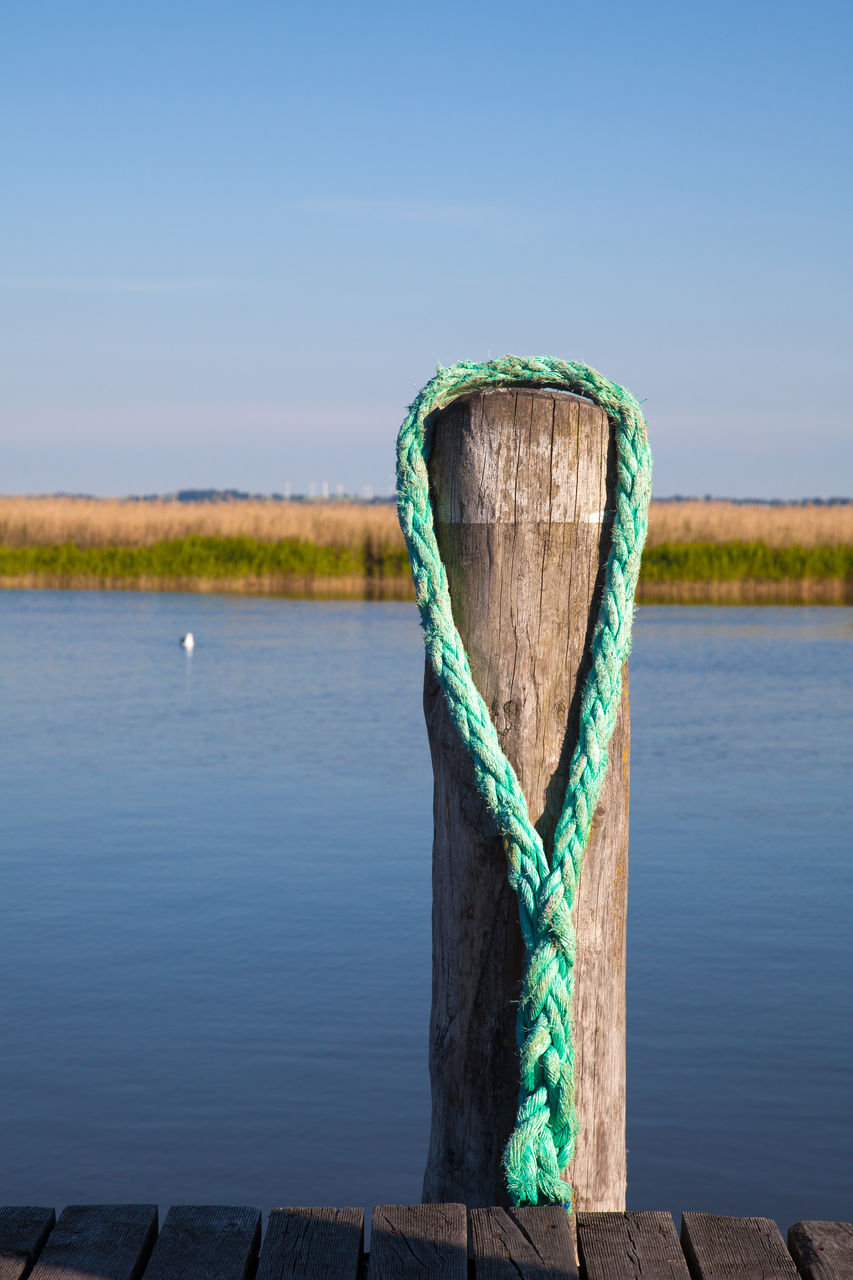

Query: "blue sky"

xmin=3 ymin=0 xmax=851 ymax=497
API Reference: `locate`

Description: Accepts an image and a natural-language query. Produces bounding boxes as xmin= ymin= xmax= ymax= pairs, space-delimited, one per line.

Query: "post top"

xmin=429 ymin=385 xmax=610 ymax=526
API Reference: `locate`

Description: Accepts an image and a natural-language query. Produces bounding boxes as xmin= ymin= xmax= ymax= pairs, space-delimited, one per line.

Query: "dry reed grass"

xmin=646 ymin=500 xmax=853 ymax=548
xmin=0 ymin=497 xmax=402 ymax=549
xmin=0 ymin=495 xmax=850 ymax=549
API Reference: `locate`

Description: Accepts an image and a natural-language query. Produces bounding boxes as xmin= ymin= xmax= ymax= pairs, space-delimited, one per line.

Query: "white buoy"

xmin=181 ymin=632 xmax=195 ymax=651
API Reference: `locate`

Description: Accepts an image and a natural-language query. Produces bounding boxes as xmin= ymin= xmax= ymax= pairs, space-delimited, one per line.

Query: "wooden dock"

xmin=2 ymin=1203 xmax=851 ymax=1279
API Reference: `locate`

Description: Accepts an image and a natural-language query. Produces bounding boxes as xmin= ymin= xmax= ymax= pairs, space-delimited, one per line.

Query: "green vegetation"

xmin=0 ymin=535 xmax=409 ymax=579
xmin=0 ymin=536 xmax=849 ymax=585
xmin=641 ymin=541 xmax=853 ymax=581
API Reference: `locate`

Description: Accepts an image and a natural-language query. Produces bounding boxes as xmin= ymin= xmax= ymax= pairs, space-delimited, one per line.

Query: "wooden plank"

xmin=255 ymin=1208 xmax=362 ymax=1280
xmin=27 ymin=1205 xmax=157 ymax=1280
xmin=681 ymin=1212 xmax=799 ymax=1280
xmin=424 ymin=388 xmax=629 ymax=1210
xmin=0 ymin=1208 xmax=56 ymax=1280
xmin=788 ymin=1222 xmax=853 ymax=1280
xmin=140 ymin=1207 xmax=260 ymax=1280
xmin=577 ymin=1211 xmax=689 ymax=1280
xmin=470 ymin=1206 xmax=577 ymax=1278
xmin=367 ymin=1204 xmax=467 ymax=1279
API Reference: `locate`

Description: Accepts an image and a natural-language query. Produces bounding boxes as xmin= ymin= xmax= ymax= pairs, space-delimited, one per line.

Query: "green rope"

xmin=396 ymin=355 xmax=652 ymax=1209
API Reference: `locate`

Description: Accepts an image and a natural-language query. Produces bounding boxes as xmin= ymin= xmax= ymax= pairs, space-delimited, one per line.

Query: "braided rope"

xmin=396 ymin=356 xmax=652 ymax=1209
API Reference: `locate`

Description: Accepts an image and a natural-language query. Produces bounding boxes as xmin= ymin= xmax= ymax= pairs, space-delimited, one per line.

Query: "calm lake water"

xmin=1 ymin=591 xmax=851 ymax=1229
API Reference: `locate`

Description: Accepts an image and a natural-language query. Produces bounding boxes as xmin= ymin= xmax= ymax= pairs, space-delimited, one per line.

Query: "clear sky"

xmin=3 ymin=0 xmax=851 ymax=498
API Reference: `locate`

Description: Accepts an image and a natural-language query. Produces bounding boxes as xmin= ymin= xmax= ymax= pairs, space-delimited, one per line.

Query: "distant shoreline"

xmin=1 ymin=497 xmax=850 ymax=605
xmin=1 ymin=572 xmax=849 ymax=605
xmin=0 ymin=571 xmax=415 ymax=600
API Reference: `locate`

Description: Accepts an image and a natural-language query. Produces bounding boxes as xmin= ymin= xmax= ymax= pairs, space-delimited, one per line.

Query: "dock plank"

xmin=367 ymin=1204 xmax=467 ymax=1279
xmin=578 ymin=1211 xmax=689 ymax=1280
xmin=0 ymin=1209 xmax=56 ymax=1280
xmin=681 ymin=1212 xmax=799 ymax=1280
xmin=256 ymin=1208 xmax=362 ymax=1280
xmin=788 ymin=1222 xmax=853 ymax=1280
xmin=27 ymin=1205 xmax=157 ymax=1280
xmin=140 ymin=1207 xmax=260 ymax=1280
xmin=470 ymin=1206 xmax=577 ymax=1279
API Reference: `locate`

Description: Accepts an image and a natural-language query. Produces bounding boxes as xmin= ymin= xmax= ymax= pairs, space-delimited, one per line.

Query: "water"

xmin=0 ymin=591 xmax=851 ymax=1230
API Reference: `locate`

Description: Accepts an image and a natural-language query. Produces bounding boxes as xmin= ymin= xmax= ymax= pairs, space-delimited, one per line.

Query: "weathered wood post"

xmin=422 ymin=387 xmax=629 ymax=1210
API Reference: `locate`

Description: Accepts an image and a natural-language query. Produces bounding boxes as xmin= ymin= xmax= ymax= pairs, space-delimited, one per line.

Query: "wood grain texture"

xmin=255 ymin=1208 xmax=362 ymax=1280
xmin=577 ymin=1211 xmax=690 ymax=1280
xmin=788 ymin=1221 xmax=853 ymax=1280
xmin=367 ymin=1204 xmax=467 ymax=1279
xmin=681 ymin=1212 xmax=799 ymax=1280
xmin=422 ymin=388 xmax=629 ymax=1209
xmin=140 ymin=1207 xmax=260 ymax=1280
xmin=469 ymin=1206 xmax=577 ymax=1278
xmin=26 ymin=1205 xmax=156 ymax=1280
xmin=0 ymin=1208 xmax=55 ymax=1280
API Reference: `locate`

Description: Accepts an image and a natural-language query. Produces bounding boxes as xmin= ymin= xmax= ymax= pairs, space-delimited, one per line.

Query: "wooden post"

xmin=422 ymin=387 xmax=630 ymax=1210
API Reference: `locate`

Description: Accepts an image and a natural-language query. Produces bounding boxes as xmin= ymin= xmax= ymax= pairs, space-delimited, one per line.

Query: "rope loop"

xmin=396 ymin=356 xmax=652 ymax=1209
